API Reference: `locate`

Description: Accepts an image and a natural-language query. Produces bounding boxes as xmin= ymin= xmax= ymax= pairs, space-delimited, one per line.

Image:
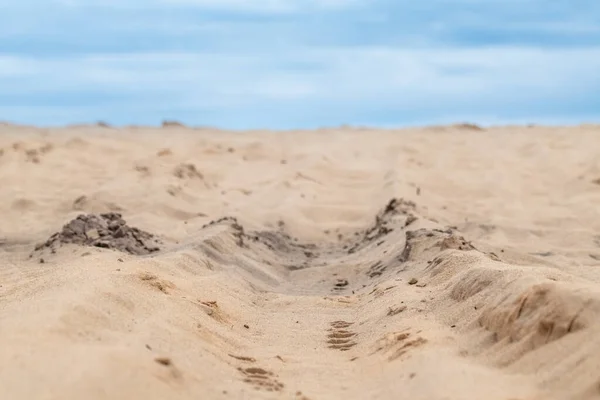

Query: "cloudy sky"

xmin=1 ymin=0 xmax=599 ymax=129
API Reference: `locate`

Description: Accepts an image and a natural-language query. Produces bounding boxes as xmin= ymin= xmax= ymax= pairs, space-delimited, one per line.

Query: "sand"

xmin=1 ymin=123 xmax=600 ymax=400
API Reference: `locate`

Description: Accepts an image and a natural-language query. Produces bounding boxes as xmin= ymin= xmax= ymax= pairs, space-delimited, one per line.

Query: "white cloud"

xmin=2 ymin=47 xmax=600 ymax=92
xmin=2 ymin=46 xmax=599 ymax=109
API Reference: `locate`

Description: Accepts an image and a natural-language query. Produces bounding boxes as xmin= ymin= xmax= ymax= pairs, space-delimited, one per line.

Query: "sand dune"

xmin=1 ymin=124 xmax=600 ymax=399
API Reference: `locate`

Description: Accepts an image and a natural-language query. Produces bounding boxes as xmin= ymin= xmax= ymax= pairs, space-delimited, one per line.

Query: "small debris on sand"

xmin=173 ymin=163 xmax=204 ymax=179
xmin=154 ymin=357 xmax=172 ymax=366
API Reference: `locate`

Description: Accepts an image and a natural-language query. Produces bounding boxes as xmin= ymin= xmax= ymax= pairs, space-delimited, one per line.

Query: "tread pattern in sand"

xmin=327 ymin=321 xmax=357 ymax=351
xmin=238 ymin=367 xmax=285 ymax=392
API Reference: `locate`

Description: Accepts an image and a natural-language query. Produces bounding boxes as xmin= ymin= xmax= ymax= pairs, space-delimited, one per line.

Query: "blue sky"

xmin=1 ymin=0 xmax=599 ymax=129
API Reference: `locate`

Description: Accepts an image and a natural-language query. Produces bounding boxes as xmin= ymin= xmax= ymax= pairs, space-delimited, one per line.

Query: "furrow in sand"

xmin=2 ymin=198 xmax=600 ymax=399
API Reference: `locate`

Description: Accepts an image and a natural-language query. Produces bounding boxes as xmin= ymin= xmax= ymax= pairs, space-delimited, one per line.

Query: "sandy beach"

xmin=1 ymin=123 xmax=600 ymax=400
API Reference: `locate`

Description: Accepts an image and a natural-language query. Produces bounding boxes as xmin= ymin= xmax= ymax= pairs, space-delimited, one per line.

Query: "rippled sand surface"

xmin=2 ymin=123 xmax=600 ymax=400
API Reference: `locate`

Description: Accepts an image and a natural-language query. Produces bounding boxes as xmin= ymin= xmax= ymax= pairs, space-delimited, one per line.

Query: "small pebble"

xmin=154 ymin=357 xmax=172 ymax=366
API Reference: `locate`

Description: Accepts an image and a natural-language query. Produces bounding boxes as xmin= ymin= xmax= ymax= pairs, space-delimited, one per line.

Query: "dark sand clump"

xmin=34 ymin=213 xmax=160 ymax=256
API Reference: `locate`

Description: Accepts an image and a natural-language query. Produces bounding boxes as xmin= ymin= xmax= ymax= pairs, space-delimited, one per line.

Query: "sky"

xmin=1 ymin=0 xmax=599 ymax=129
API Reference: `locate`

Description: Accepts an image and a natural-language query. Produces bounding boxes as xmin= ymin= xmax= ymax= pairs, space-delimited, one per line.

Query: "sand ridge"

xmin=1 ymin=124 xmax=600 ymax=399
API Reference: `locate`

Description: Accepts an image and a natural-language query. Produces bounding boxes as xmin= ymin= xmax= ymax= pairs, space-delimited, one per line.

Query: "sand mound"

xmin=162 ymin=120 xmax=185 ymax=128
xmin=33 ymin=213 xmax=161 ymax=255
xmin=453 ymin=122 xmax=484 ymax=131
